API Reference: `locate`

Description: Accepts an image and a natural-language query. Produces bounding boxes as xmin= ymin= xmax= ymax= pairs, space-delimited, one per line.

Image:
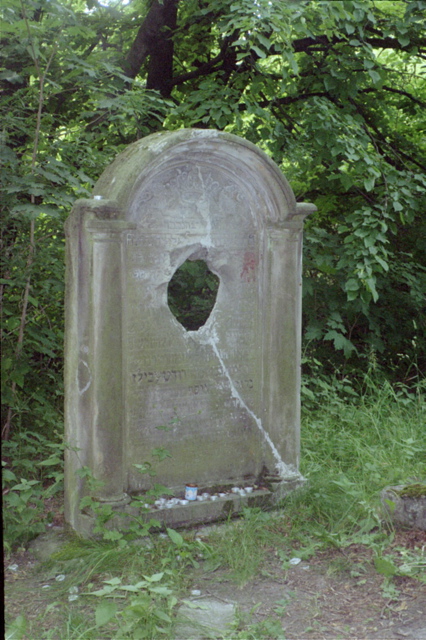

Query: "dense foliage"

xmin=1 ymin=0 xmax=426 ymax=440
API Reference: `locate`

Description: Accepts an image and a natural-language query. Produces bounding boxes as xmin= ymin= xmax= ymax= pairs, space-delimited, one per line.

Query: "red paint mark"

xmin=240 ymin=252 xmax=257 ymax=282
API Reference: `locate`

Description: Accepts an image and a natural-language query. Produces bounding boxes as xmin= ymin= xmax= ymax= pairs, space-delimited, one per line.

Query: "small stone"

xmin=289 ymin=557 xmax=302 ymax=565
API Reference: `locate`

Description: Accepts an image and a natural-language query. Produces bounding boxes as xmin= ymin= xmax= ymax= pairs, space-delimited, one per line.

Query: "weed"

xmin=2 ymin=432 xmax=64 ymax=551
xmin=75 ymin=447 xmax=173 ymax=544
xmin=231 ymin=615 xmax=285 ymax=639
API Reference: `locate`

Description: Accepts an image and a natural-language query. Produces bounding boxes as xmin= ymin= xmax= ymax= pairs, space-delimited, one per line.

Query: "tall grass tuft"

xmin=289 ymin=377 xmax=425 ymax=538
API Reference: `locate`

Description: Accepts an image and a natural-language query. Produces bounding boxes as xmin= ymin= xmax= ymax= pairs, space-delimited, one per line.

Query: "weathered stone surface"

xmin=175 ymin=597 xmax=236 ymax=640
xmin=381 ymin=485 xmax=426 ymax=530
xmin=64 ymin=129 xmax=315 ymax=535
xmin=28 ymin=528 xmax=68 ymax=561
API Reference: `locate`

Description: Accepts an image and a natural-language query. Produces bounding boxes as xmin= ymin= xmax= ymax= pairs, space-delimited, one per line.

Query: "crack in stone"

xmin=196 ymin=325 xmax=298 ymax=479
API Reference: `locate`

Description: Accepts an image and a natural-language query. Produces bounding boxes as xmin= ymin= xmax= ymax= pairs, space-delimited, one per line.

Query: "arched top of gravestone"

xmin=93 ymin=129 xmax=313 ymax=225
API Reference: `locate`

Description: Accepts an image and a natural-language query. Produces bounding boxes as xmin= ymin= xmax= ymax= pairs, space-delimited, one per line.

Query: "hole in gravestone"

xmin=167 ymin=259 xmax=220 ymax=331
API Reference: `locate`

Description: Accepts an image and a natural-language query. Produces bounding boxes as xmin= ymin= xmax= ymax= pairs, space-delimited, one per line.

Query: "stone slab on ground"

xmin=27 ymin=528 xmax=67 ymax=562
xmin=175 ymin=597 xmax=236 ymax=640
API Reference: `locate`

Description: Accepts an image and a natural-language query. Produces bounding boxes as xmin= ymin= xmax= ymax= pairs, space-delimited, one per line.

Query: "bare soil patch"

xmin=194 ymin=537 xmax=426 ymax=639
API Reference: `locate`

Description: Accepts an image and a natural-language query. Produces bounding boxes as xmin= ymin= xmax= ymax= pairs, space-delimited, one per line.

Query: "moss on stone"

xmin=398 ymin=483 xmax=426 ymax=498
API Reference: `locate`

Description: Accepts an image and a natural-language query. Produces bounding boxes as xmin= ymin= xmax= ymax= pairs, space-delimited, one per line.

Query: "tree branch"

xmin=367 ymin=85 xmax=426 ymax=108
xmin=170 ymin=34 xmax=237 ymax=87
xmin=349 ymin=98 xmax=426 ymax=172
xmin=291 ymin=33 xmax=426 ymax=55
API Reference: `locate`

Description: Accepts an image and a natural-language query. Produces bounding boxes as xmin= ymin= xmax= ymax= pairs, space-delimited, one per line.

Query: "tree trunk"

xmin=124 ymin=0 xmax=178 ymax=96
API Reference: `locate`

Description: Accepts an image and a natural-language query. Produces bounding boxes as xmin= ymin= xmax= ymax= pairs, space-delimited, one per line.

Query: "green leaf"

xmin=368 ymin=69 xmax=381 ymax=84
xmin=143 ymin=572 xmax=164 ymax=582
xmin=384 ymin=498 xmax=396 ymax=513
xmin=120 ymin=584 xmax=142 ymax=592
xmin=2 ymin=468 xmax=17 ymax=482
xmin=398 ymin=35 xmax=410 ymax=47
xmin=167 ymin=528 xmax=184 ymax=547
xmin=375 ymin=255 xmax=389 ymax=271
xmin=91 ymin=585 xmax=117 ymax=596
xmin=345 ymin=278 xmax=359 ymax=292
xmin=95 ymin=601 xmax=117 ymax=628
xmin=37 ymin=455 xmax=61 ymax=466
xmin=251 ymin=45 xmax=266 ymax=58
xmin=102 ymin=530 xmax=123 ymax=541
xmin=364 ymin=176 xmax=376 ymax=192
xmin=103 ymin=577 xmax=122 ymax=586
xmin=340 ymin=173 xmax=353 ymax=190
xmin=149 ymin=585 xmax=173 ymax=595
xmin=5 ymin=615 xmax=27 ymax=640
xmin=364 ymin=235 xmax=376 ymax=249
xmin=323 ymin=330 xmax=357 ymax=356
xmin=154 ymin=610 xmax=172 ymax=623
xmin=364 ymin=277 xmax=379 ymax=302
xmin=374 ymin=556 xmax=398 ymax=577
xmin=256 ymin=33 xmax=272 ymax=49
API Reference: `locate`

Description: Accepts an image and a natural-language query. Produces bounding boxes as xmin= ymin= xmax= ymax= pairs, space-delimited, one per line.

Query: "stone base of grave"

xmin=72 ymin=479 xmax=304 ymax=538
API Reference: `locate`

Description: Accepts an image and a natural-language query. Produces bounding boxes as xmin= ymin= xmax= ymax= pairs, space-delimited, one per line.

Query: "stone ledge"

xmin=73 ymin=480 xmax=304 ymax=537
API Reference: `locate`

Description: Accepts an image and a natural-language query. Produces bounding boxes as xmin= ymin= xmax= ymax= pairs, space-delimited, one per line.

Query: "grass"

xmin=4 ymin=377 xmax=426 ymax=639
xmin=298 ymin=379 xmax=425 ymax=531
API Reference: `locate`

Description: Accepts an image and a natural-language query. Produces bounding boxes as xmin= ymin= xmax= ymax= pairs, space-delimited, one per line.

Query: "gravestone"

xmin=64 ymin=129 xmax=316 ymax=535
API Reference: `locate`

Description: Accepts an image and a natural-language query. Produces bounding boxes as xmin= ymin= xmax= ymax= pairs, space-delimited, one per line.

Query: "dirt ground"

xmin=4 ymin=527 xmax=426 ymax=640
xmin=194 ymin=531 xmax=426 ymax=640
